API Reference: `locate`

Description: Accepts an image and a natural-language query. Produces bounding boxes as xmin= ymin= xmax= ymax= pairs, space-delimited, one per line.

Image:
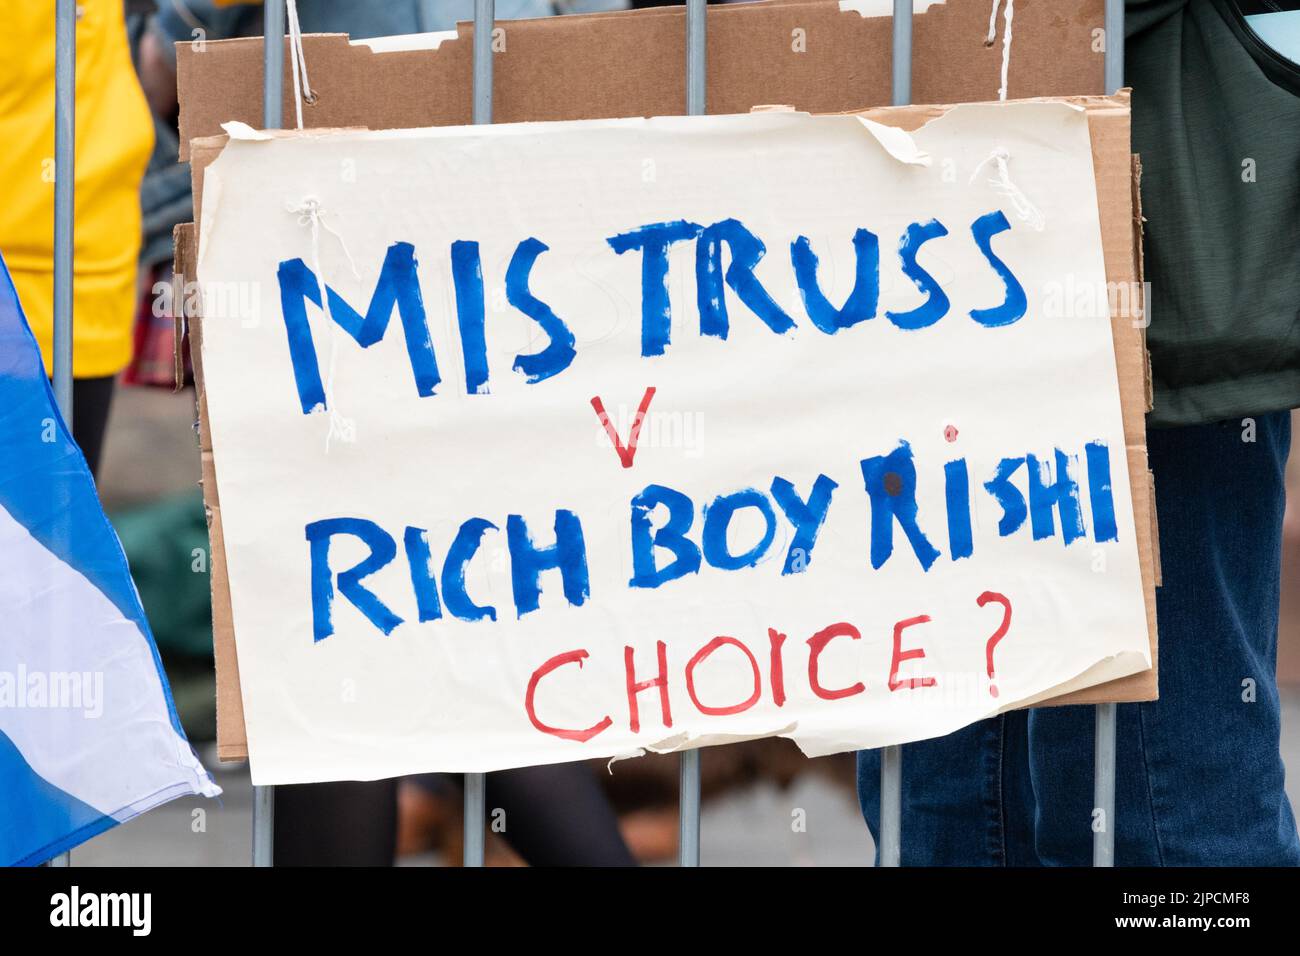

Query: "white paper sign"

xmin=198 ymin=103 xmax=1151 ymax=784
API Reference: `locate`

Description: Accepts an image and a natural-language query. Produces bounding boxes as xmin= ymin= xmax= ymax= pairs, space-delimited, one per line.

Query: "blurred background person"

xmin=0 ymin=1 xmax=155 ymax=478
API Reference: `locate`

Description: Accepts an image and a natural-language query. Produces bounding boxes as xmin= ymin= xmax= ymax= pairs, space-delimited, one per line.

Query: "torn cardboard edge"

xmin=177 ymin=91 xmax=1157 ymax=762
xmin=175 ymin=0 xmax=1109 ymax=162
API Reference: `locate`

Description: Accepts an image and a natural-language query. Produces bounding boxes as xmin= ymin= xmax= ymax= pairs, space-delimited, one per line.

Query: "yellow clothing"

xmin=0 ymin=1 xmax=154 ymax=377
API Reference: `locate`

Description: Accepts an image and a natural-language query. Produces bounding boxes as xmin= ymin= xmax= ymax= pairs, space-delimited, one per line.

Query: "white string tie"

xmin=985 ymin=0 xmax=1015 ymax=102
xmin=286 ymin=197 xmax=359 ymax=450
xmin=973 ymin=4 xmax=1040 ymax=230
xmin=969 ymin=147 xmax=1045 ymax=232
xmin=285 ymin=0 xmax=317 ymax=130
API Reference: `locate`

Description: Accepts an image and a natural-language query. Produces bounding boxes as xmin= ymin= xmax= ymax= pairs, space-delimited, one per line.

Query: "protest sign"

xmin=194 ymin=100 xmax=1152 ymax=783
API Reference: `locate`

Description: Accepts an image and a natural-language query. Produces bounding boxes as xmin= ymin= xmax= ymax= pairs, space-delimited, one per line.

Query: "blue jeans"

xmin=857 ymin=412 xmax=1300 ymax=865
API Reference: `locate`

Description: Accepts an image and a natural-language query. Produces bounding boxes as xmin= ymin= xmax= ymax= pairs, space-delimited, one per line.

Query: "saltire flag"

xmin=0 ymin=252 xmax=218 ymax=866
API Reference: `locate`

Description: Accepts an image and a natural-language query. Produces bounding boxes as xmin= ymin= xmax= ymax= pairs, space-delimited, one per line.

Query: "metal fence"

xmin=47 ymin=0 xmax=1127 ymax=868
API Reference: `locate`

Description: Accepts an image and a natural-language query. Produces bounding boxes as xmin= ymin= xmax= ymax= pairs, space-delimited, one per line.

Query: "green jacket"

xmin=1127 ymin=0 xmax=1299 ymax=426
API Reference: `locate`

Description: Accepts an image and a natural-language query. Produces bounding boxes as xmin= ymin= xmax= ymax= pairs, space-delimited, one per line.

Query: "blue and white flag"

xmin=0 ymin=253 xmax=218 ymax=866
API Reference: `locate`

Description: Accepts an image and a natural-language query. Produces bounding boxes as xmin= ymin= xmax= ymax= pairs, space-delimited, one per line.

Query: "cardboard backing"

xmin=172 ymin=0 xmax=1156 ymax=762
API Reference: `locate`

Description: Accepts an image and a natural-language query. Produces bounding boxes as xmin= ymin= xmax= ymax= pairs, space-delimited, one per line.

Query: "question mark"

xmin=976 ymin=591 xmax=1012 ymax=698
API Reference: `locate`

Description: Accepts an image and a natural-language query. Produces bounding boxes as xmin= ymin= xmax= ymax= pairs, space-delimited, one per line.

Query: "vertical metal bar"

xmin=1093 ymin=703 xmax=1116 ymax=866
xmin=252 ymin=783 xmax=275 ymax=866
xmin=676 ymin=0 xmax=708 ymax=869
xmin=678 ymin=750 xmax=701 ymax=867
xmin=52 ymin=0 xmax=75 ymax=423
xmin=878 ymin=745 xmax=902 ymax=867
xmin=473 ymin=0 xmax=495 ymax=126
xmin=463 ymin=771 xmax=486 ymax=867
xmin=1103 ymin=0 xmax=1124 ymax=97
xmin=251 ymin=0 xmax=285 ymax=869
xmin=1092 ymin=0 xmax=1124 ymax=871
xmin=462 ymin=0 xmax=495 ymax=868
xmin=685 ymin=0 xmax=706 ymax=116
xmin=44 ymin=0 xmax=78 ymax=875
xmin=891 ymin=0 xmax=913 ymax=108
xmin=263 ymin=0 xmax=284 ymax=130
xmin=876 ymin=0 xmax=913 ymax=870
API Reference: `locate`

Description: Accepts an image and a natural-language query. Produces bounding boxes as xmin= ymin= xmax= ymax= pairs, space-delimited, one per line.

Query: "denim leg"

xmin=1028 ymin=412 xmax=1300 ymax=866
xmin=856 ymin=712 xmax=1038 ymax=866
